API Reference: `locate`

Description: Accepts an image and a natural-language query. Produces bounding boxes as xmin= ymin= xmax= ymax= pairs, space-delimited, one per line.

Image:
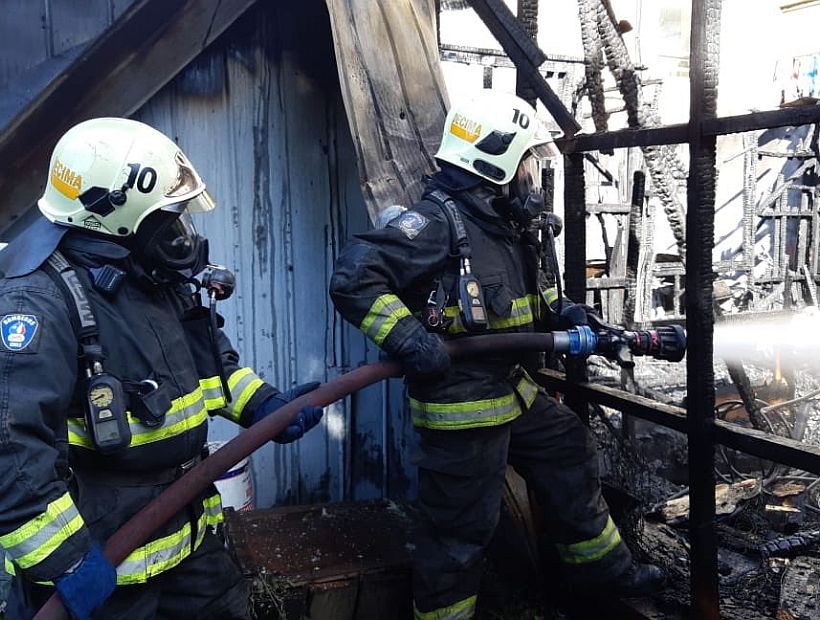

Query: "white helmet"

xmin=434 ymin=91 xmax=553 ymax=186
xmin=38 ymin=117 xmax=215 ymax=237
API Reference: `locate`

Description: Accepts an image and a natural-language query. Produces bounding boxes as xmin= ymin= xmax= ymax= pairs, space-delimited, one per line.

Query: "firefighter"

xmin=329 ymin=91 xmax=665 ymax=619
xmin=0 ymin=118 xmax=324 ymax=619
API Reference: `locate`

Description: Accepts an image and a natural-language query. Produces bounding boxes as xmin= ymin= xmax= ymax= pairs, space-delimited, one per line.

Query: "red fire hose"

xmin=34 ymin=333 xmax=556 ymax=619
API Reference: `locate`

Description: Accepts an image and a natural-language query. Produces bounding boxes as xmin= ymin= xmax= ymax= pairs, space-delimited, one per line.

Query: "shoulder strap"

xmin=42 ymin=250 xmax=104 ymax=363
xmin=426 ymin=189 xmax=471 ymax=260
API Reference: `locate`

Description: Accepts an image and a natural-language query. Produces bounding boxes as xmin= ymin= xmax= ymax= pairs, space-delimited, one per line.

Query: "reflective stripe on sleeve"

xmin=0 ymin=493 xmax=84 ymax=570
xmin=224 ymin=367 xmax=265 ymax=421
xmin=360 ymin=294 xmax=411 ymax=346
xmin=200 ymin=376 xmax=227 ymax=410
xmin=5 ymin=494 xmax=224 ymax=586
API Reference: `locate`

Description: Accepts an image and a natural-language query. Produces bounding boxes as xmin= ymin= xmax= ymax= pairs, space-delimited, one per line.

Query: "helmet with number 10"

xmin=38 ymin=117 xmax=215 ymax=238
xmin=434 ymin=90 xmax=554 ymax=190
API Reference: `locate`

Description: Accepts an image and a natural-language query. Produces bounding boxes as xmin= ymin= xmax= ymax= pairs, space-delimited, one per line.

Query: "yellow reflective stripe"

xmin=515 ymin=372 xmax=539 ymax=409
xmin=115 ymin=495 xmax=221 ymax=585
xmin=200 ymin=376 xmax=226 ymax=410
xmin=411 ymin=392 xmax=522 ymax=429
xmin=0 ymin=493 xmax=85 ymax=570
xmin=411 ymin=373 xmax=538 ymax=430
xmin=68 ymin=388 xmax=208 ymax=450
xmin=360 ymin=294 xmax=411 ymax=346
xmin=541 ymin=286 xmax=559 ymax=308
xmin=5 ymin=497 xmax=224 ymax=586
xmin=203 ymin=493 xmax=224 ymax=526
xmin=414 ymin=595 xmax=477 ymax=620
xmin=445 ymin=294 xmax=535 ymax=334
xmin=226 ymin=367 xmax=264 ymax=419
xmin=556 ymin=516 xmax=622 ymax=564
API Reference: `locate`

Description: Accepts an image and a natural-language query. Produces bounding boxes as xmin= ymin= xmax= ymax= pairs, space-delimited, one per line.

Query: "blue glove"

xmin=252 ymin=382 xmax=324 ymax=444
xmin=54 ymin=543 xmax=117 ymax=620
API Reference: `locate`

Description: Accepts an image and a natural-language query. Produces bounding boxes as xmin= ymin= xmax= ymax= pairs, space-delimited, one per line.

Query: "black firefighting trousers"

xmin=411 ymin=392 xmax=633 ymax=614
xmin=6 ymin=532 xmax=249 ymax=620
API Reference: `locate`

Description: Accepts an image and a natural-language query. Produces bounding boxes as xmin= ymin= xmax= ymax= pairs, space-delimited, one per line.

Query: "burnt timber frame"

xmin=467 ymin=0 xmax=820 ymax=617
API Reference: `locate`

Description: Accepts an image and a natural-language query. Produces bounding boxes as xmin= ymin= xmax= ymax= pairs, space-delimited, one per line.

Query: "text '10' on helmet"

xmin=38 ymin=117 xmax=215 ymax=237
xmin=434 ymin=90 xmax=556 ymax=186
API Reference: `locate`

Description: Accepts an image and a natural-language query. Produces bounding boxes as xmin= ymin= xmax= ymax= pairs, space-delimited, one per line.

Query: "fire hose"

xmin=34 ymin=325 xmax=684 ymax=619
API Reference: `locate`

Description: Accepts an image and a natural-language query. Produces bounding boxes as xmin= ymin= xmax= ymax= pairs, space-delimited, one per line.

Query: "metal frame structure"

xmin=461 ymin=0 xmax=820 ymax=616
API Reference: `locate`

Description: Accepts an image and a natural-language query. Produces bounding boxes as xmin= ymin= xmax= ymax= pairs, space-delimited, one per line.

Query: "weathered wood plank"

xmin=0 ymin=1 xmax=49 ymax=87
xmin=0 ymin=0 xmax=257 ymax=235
xmin=47 ymin=0 xmax=112 ymax=56
xmin=325 ymin=0 xmax=448 ymax=222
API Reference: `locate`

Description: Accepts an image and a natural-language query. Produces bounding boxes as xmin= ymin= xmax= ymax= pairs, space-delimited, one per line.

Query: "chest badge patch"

xmin=389 ymin=211 xmax=430 ymax=240
xmin=1 ymin=314 xmax=39 ymax=352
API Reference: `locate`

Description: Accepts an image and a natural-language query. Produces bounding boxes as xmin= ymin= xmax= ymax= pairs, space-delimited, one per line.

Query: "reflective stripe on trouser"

xmin=0 ymin=492 xmax=84 ymax=571
xmin=410 ymin=372 xmax=539 ymax=430
xmin=414 ymin=595 xmax=477 ymax=620
xmin=4 ymin=494 xmax=223 ymax=585
xmin=556 ymin=516 xmax=622 ymax=564
xmin=68 ymin=386 xmax=208 ymax=449
xmin=443 ymin=294 xmax=539 ymax=334
xmin=222 ymin=367 xmax=265 ymax=422
xmin=359 ymin=294 xmax=411 ymax=346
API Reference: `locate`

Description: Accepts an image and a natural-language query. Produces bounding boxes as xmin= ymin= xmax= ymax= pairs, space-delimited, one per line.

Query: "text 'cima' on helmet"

xmin=38 ymin=117 xmax=215 ymax=237
xmin=434 ymin=90 xmax=554 ymax=186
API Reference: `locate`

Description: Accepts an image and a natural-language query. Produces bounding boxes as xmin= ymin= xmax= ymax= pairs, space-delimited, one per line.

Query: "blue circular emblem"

xmin=1 ymin=314 xmax=39 ymax=352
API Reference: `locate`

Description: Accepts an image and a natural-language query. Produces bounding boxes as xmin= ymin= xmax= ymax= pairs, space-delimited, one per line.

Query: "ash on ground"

xmin=583 ymin=352 xmax=820 ymax=619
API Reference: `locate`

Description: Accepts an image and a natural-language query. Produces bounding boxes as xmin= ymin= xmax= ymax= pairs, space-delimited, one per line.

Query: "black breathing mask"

xmin=133 ymin=208 xmax=209 ymax=283
xmin=494 ymin=152 xmax=547 ymax=227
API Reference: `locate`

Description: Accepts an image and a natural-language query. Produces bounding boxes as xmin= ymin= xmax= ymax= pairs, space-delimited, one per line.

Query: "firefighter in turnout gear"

xmin=0 ymin=118 xmax=323 ymax=619
xmin=330 ymin=91 xmax=665 ymax=619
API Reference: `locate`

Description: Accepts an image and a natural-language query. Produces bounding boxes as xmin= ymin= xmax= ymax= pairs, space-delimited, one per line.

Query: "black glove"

xmin=556 ymin=300 xmax=599 ymax=330
xmin=393 ymin=329 xmax=451 ymax=377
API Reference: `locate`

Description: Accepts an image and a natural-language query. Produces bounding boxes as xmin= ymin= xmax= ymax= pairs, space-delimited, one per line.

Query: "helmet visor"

xmin=166 ymin=151 xmax=206 ymax=199
xmin=511 ymin=152 xmax=543 ymax=200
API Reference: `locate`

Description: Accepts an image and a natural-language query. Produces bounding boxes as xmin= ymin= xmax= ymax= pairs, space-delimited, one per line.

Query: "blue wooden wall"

xmin=132 ymin=1 xmax=416 ymax=509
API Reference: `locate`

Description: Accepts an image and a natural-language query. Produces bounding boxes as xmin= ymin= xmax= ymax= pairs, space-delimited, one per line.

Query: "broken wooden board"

xmin=659 ymin=478 xmax=761 ymax=525
xmin=224 ymin=500 xmax=414 ymax=619
xmin=325 ymin=0 xmax=449 ymax=223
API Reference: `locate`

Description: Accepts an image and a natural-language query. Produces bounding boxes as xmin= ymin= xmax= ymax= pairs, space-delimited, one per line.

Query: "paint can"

xmin=208 ymin=441 xmax=255 ymax=512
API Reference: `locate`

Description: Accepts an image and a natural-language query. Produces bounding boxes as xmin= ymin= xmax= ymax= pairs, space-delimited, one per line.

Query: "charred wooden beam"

xmin=557 ymin=123 xmax=689 ymax=153
xmin=537 ymin=369 xmax=687 ymax=432
xmin=536 ymin=369 xmax=820 ymax=476
xmin=686 ymin=0 xmax=721 ymax=615
xmin=701 ymin=105 xmax=820 ymax=137
xmin=623 ymin=170 xmax=645 ymax=327
xmin=563 ymin=152 xmax=590 ymax=422
xmin=556 ymin=104 xmax=820 ymax=154
xmin=0 ymin=0 xmax=257 ymax=234
xmin=466 ymin=0 xmax=581 ymax=136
